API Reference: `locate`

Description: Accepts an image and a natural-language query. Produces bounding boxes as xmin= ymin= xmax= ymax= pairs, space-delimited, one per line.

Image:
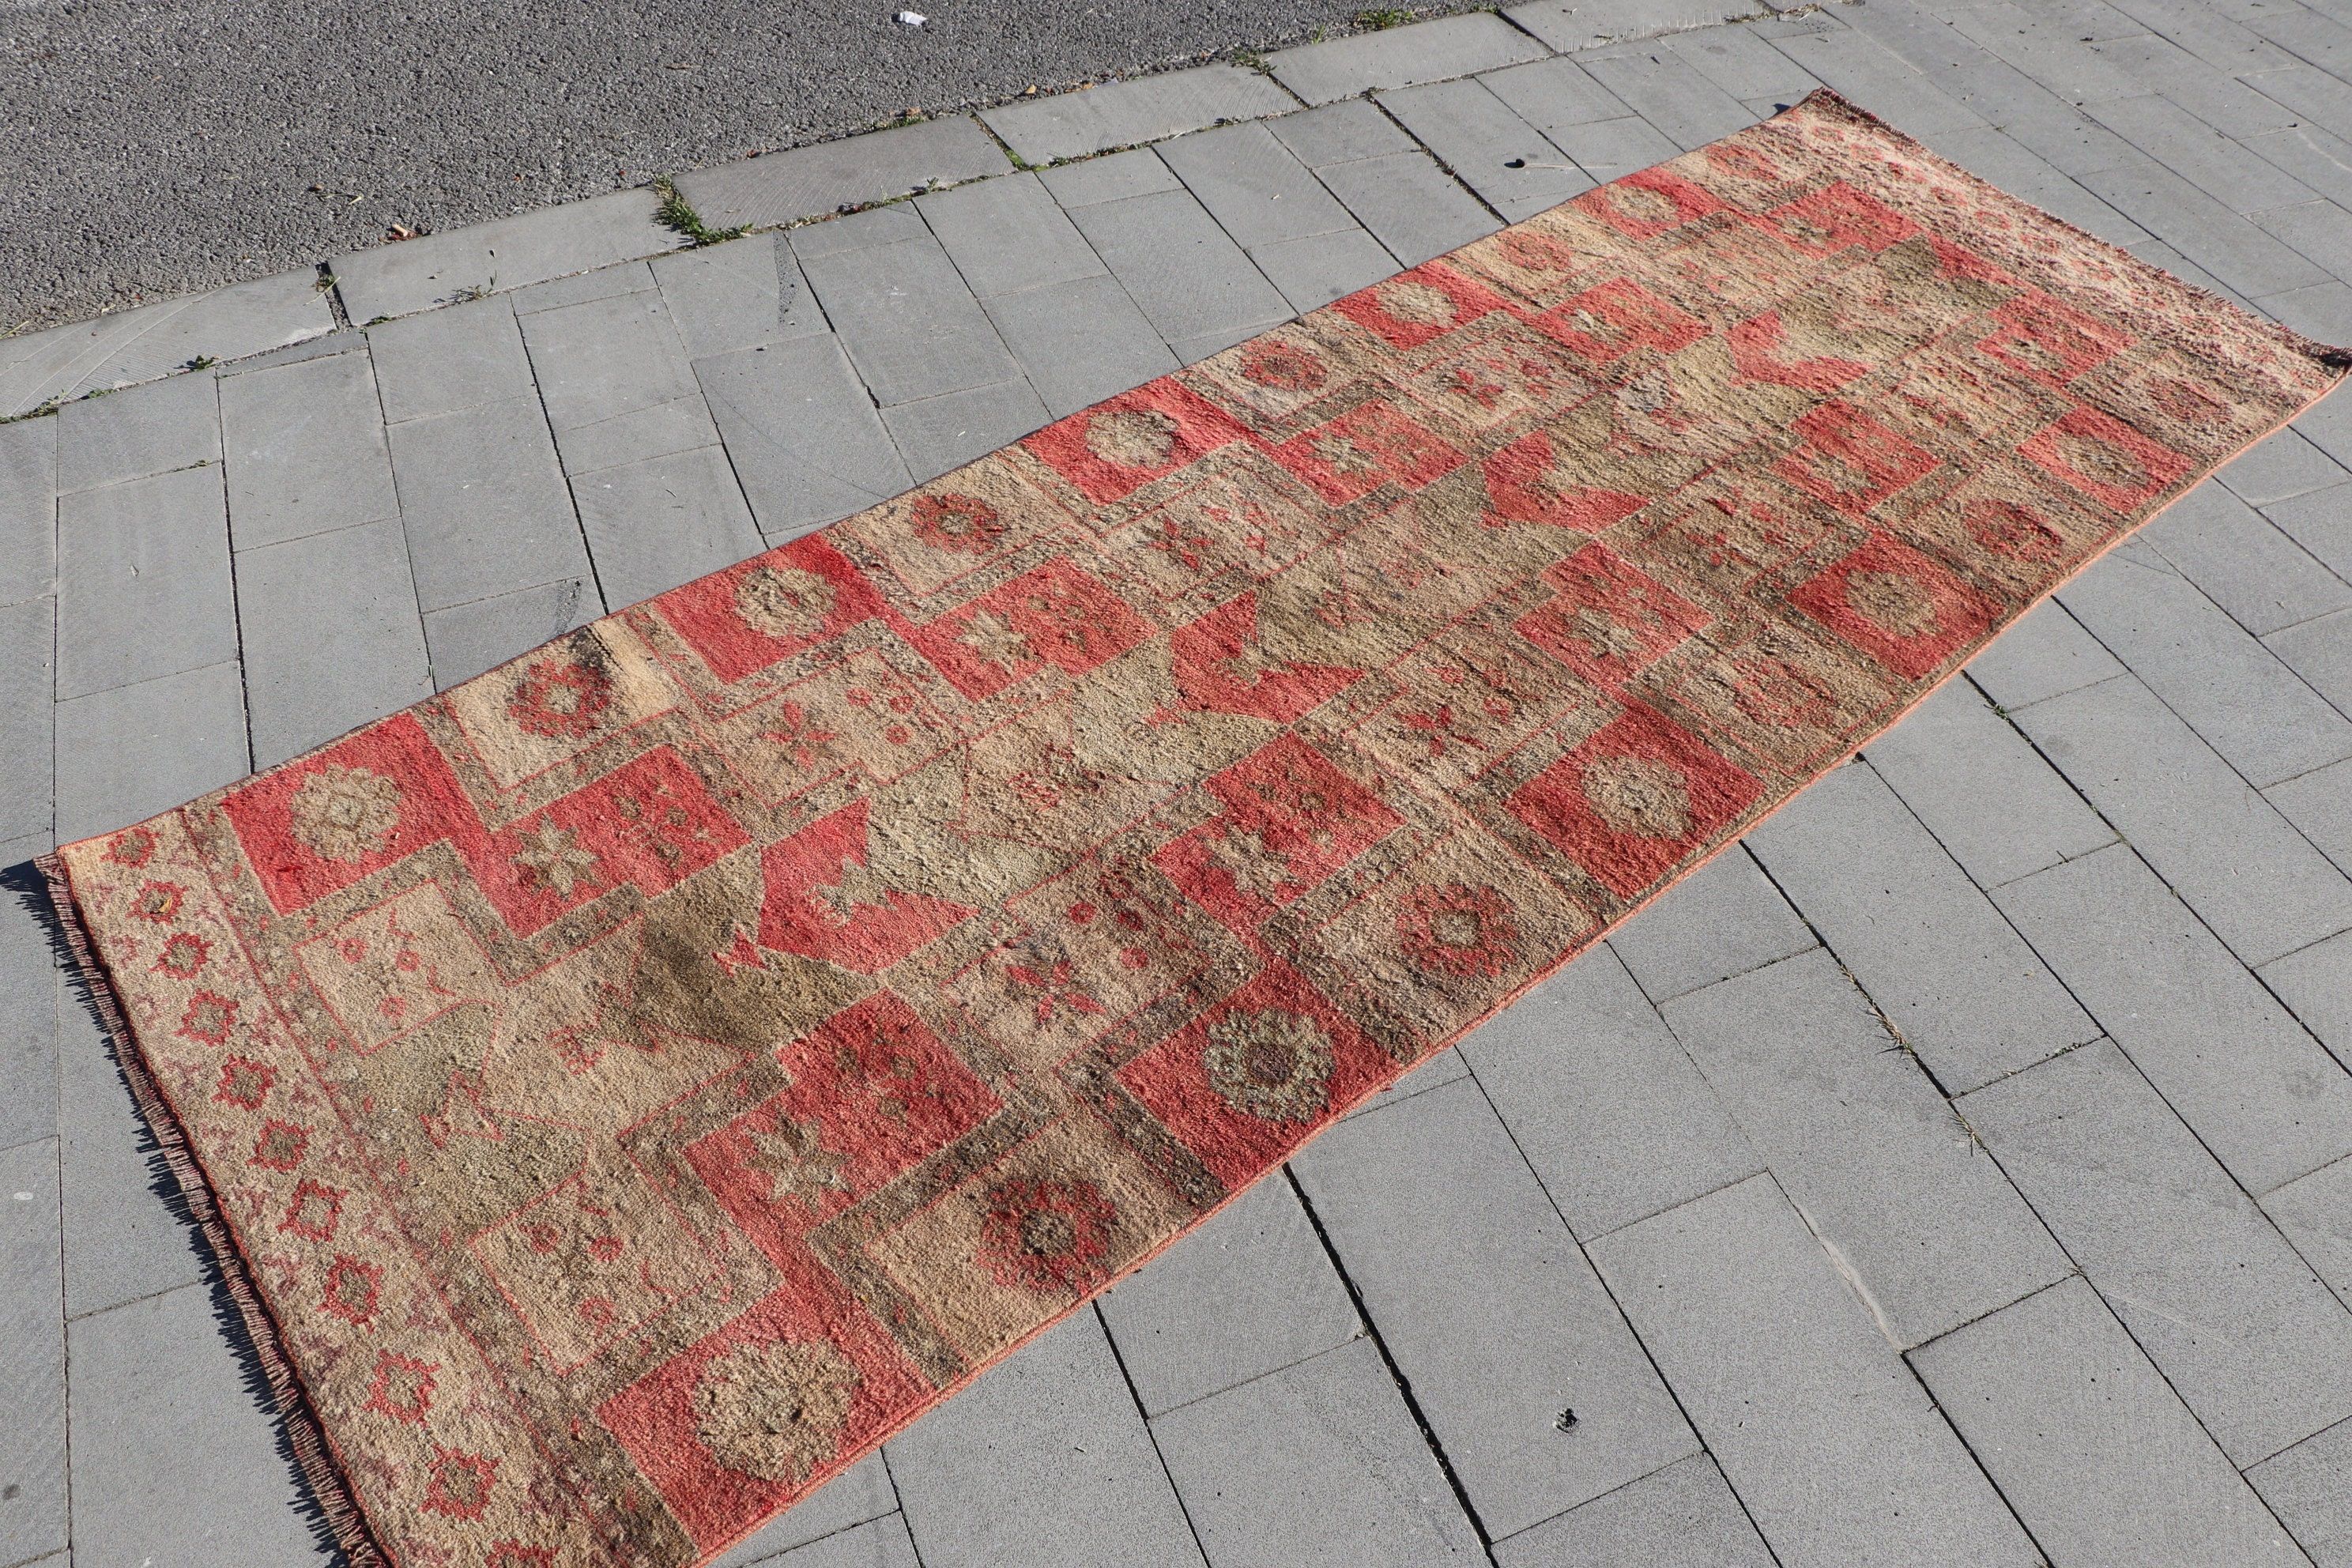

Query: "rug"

xmin=43 ymin=89 xmax=2345 ymax=1566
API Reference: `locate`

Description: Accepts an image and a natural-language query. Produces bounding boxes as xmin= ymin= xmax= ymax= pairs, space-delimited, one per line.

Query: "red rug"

xmin=43 ymin=90 xmax=2344 ymax=1566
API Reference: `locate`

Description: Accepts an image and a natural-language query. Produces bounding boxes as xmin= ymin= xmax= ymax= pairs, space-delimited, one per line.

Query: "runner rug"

xmin=42 ymin=89 xmax=2346 ymax=1566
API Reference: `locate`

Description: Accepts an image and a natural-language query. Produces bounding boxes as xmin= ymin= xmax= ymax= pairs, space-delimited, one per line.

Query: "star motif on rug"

xmin=814 ymin=857 xmax=900 ymax=925
xmin=746 ymin=1115 xmax=850 ymax=1206
xmin=514 ymin=821 xmax=600 ymax=898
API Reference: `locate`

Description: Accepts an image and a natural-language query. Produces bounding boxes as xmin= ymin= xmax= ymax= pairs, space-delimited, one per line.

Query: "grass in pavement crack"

xmin=653 ymin=177 xmax=749 ymax=247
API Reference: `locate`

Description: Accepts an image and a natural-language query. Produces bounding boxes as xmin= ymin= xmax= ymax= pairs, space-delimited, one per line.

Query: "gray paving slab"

xmin=0 ymin=417 xmax=58 ymax=609
xmin=918 ymin=172 xmax=1109 ymax=300
xmin=1063 ymin=186 xmax=1295 ymax=347
xmin=1606 ymin=843 xmax=1815 ymax=1004
xmin=982 ymin=65 xmax=1300 ymax=167
xmin=1959 ymin=1038 xmax=2352 ymax=1466
xmin=1662 ymin=948 xmax=2071 ymax=1346
xmin=2268 ymin=481 xmax=2352 ymax=584
xmin=2078 ymin=156 xmax=2335 ymax=298
xmin=66 ymin=1283 xmax=334 ymax=1566
xmin=681 ymin=119 xmax=1012 ymax=232
xmin=1250 ymin=226 xmax=1401 ymax=313
xmin=1265 ymin=99 xmax=1417 ymax=168
xmin=235 ymin=518 xmax=435 ymax=768
xmin=1914 ymin=123 xmax=2154 ymax=245
xmin=2013 ymin=672 xmax=2352 ymax=967
xmin=383 ymin=393 xmax=596 ymax=614
xmin=1509 ymin=0 xmax=1766 ymax=53
xmin=2270 ymin=607 xmax=2352 ymax=718
xmin=705 ymin=1453 xmax=899 ymax=1568
xmin=1911 ymin=1276 xmax=2309 ymax=1568
xmin=1588 ymin=1174 xmax=2041 ymax=1568
xmin=1667 ymin=22 xmax=1826 ymax=104
xmin=218 ymin=349 xmax=401 ymax=552
xmin=507 ymin=257 xmax=654 ymax=316
xmin=0 ymin=839 xmax=60 ymax=1152
xmin=2260 ymin=279 xmax=2352 ymax=342
xmin=1491 ymin=1453 xmax=1771 ymax=1567
xmin=654 ymin=233 xmax=826 ymax=363
xmin=753 ymin=1513 xmax=921 ymax=1568
xmin=1744 ymin=764 xmax=2100 ymax=1093
xmin=2099 ymin=0 xmax=2294 ymax=74
xmin=52 ymin=661 xmax=249 ymax=842
xmin=1310 ymin=149 xmax=1502 ymax=268
xmin=695 ymin=337 xmax=915 ymax=542
xmin=421 ymin=577 xmax=600 ymax=691
xmin=2263 ymin=926 xmax=2352 ymax=1066
xmin=55 ymin=464 xmax=236 ymax=702
xmin=1962 ymin=599 xmax=2128 ymax=714
xmin=1295 ymin=1076 xmax=1697 ymax=1536
xmin=2059 ymin=547 xmax=2352 ymax=788
xmin=2248 ymin=61 xmax=2352 ymax=144
xmin=1461 ymin=945 xmax=1762 ymax=1242
xmin=2249 ymin=1416 xmax=2352 ymax=1568
xmin=1340 ymin=1038 xmax=1472 ymax=1122
xmin=1038 ymin=147 xmax=1185 ymax=209
xmin=797 ymin=234 xmax=1021 ymax=409
xmin=331 ymin=188 xmax=673 ymax=324
xmin=2245 ymin=121 xmax=2352 ymax=216
xmin=1996 ymin=841 xmax=2352 ymax=1193
xmin=0 ymin=270 xmax=333 ymax=418
xmin=2143 ymin=478 xmax=2352 ymax=637
xmin=570 ymin=443 xmax=765 ymax=608
xmin=880 ymin=378 xmax=1054 ymax=485
xmin=1479 ymin=55 xmax=1638 ymax=136
xmin=1160 ymin=121 xmax=1363 ymax=250
xmin=1376 ymin=79 xmax=1594 ymax=222
xmin=1765 ymin=24 xmax=1992 ymax=141
xmin=2266 ymin=1152 xmax=2352 ymax=1307
xmin=1269 ymin=13 xmax=1551 ymax=107
xmin=979 ymin=273 xmax=1181 ymax=419
xmin=53 ymin=368 xmax=221 ymax=496
xmin=365 ymin=295 xmax=536 ymax=424
xmin=1864 ymin=679 xmax=2116 ymax=890
xmin=886 ymin=1309 xmax=1203 ymax=1568
xmin=0 ymin=1138 xmax=65 ymax=1568
xmin=1541 ymin=113 xmax=1687 ymax=185
xmin=1942 ymin=0 xmax=2156 ymax=105
xmin=1096 ymin=1175 xmax=1359 ymax=1418
xmin=1577 ymin=47 xmax=1759 ymax=150
xmin=0 ymin=597 xmax=55 ymax=848
xmin=2254 ymin=198 xmax=2352 ymax=285
xmin=1150 ymin=1336 xmax=1483 ymax=1567
xmin=522 ymin=289 xmax=721 ymax=476
xmin=55 ymin=990 xmax=202 ymax=1321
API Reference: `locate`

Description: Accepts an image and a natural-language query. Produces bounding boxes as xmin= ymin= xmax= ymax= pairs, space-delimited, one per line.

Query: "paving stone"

xmin=236 ymin=518 xmax=434 ymax=767
xmin=1943 ymin=0 xmax=2156 ymax=104
xmin=1960 ymin=1038 xmax=2352 ymax=1465
xmin=56 ymin=986 xmax=202 ymax=1320
xmin=2254 ymin=198 xmax=2352 ymax=281
xmin=571 ymin=444 xmax=764 ymax=608
xmin=1151 ymin=1336 xmax=1483 ymax=1566
xmin=1062 ymin=187 xmax=1292 ymax=348
xmin=525 ymin=299 xmax=718 ymax=477
xmin=333 ymin=187 xmax=673 ymax=322
xmin=1962 ymin=599 xmax=2125 ymax=712
xmin=1864 ymin=679 xmax=2115 ymax=889
xmin=67 ymin=1283 xmax=335 ymax=1566
xmin=1589 ymin=1175 xmax=2041 ymax=1568
xmin=918 ymin=172 xmax=1107 ymax=300
xmin=2078 ymin=156 xmax=2335 ymax=299
xmin=881 ymin=378 xmax=1054 ymax=484
xmin=1168 ymin=319 xmax=1276 ymax=367
xmin=1667 ymin=23 xmax=1827 ymax=104
xmin=788 ymin=205 xmax=935 ymax=262
xmin=706 ymin=1453 xmax=899 ymax=1568
xmin=1663 ymin=948 xmax=2070 ymax=1344
xmin=56 ymin=463 xmax=235 ymax=700
xmin=0 ymin=836 xmax=60 ymax=1151
xmin=2125 ymin=231 xmax=2256 ymax=306
xmin=1268 ymin=13 xmax=1549 ymax=107
xmin=1479 ymin=55 xmax=1638 ymax=134
xmin=654 ymin=233 xmax=825 ymax=362
xmin=1376 ymin=79 xmax=1593 ymax=222
xmin=0 ymin=597 xmax=54 ymax=847
xmin=1095 ymin=1173 xmax=1359 ymax=1416
xmin=2249 ymin=61 xmax=2352 ymax=144
xmin=799 ymin=235 xmax=1020 ymax=409
xmin=2269 ymin=482 xmax=2352 ymax=582
xmin=1910 ymin=1276 xmax=2309 ymax=1568
xmin=2100 ymin=0 xmax=2294 ymax=75
xmin=218 ymin=349 xmax=401 ymax=552
xmin=0 ymin=270 xmax=332 ymax=417
xmin=52 ymin=661 xmax=248 ymax=842
xmin=1995 ymin=842 xmax=2352 ymax=1193
xmin=0 ymin=1138 xmax=64 ymax=1567
xmin=1745 ymin=765 xmax=2099 ymax=1092
xmin=509 ymin=258 xmax=654 ymax=317
xmin=2143 ymin=478 xmax=2352 ymax=636
xmin=1250 ymin=226 xmax=1400 ymax=313
xmin=1765 ymin=25 xmax=1990 ymax=141
xmin=1266 ymin=99 xmax=1418 ymax=168
xmin=981 ymin=273 xmax=1181 ymax=418
xmin=755 ymin=1513 xmax=921 ymax=1568
xmin=2261 ymin=280 xmax=2352 ymax=342
xmin=695 ymin=337 xmax=914 ymax=542
xmin=421 ymin=577 xmax=599 ymax=691
xmin=1295 ymin=1076 xmax=1697 ymax=1535
xmin=1340 ymin=1036 xmax=1472 ymax=1121
xmin=1491 ymin=1453 xmax=1771 ymax=1567
xmin=0 ymin=416 xmax=58 ymax=608
xmin=2270 ymin=606 xmax=2352 ymax=715
xmin=2267 ymin=1152 xmax=2352 ymax=1310
xmin=680 ymin=117 xmax=1010 ymax=232
xmin=1510 ymin=0 xmax=1762 ymax=51
xmin=1160 ymin=121 xmax=1363 ymax=250
xmin=1605 ymin=842 xmax=1815 ymax=1004
xmin=384 ymin=393 xmax=594 ymax=614
xmin=2248 ymin=1417 xmax=2352 ymax=1568
xmin=1915 ymin=124 xmax=2153 ymax=245
xmin=1461 ymin=945 xmax=1761 ymax=1241
xmin=2262 ymin=925 xmax=2352 ymax=1066
xmin=1038 ymin=147 xmax=1185 ymax=209
xmin=1547 ymin=113 xmax=1689 ymax=185
xmin=1310 ymin=149 xmax=1502 ymax=268
xmin=54 ymin=368 xmax=221 ymax=495
xmin=1577 ymin=47 xmax=1760 ymax=150
xmin=366 ymin=295 xmax=537 ymax=424
xmin=887 ymin=1309 xmax=1202 ymax=1568
xmin=2265 ymin=753 xmax=2352 ymax=885
xmin=2245 ymin=120 xmax=2352 ymax=215
xmin=982 ymin=64 xmax=1298 ymax=166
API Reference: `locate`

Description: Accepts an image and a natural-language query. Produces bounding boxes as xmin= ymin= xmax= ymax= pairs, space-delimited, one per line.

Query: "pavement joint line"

xmin=1087 ymin=1299 xmax=1219 ymax=1568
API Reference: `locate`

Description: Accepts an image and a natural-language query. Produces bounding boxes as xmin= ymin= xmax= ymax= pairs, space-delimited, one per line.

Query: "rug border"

xmin=33 ymin=86 xmax=2352 ymax=1568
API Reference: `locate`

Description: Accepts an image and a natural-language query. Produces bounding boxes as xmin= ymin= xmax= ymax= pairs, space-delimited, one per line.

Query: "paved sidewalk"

xmin=8 ymin=0 xmax=2352 ymax=1562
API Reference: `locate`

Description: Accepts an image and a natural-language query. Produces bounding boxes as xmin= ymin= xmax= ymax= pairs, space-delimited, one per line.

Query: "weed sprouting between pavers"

xmin=651 ymin=177 xmax=750 ymax=248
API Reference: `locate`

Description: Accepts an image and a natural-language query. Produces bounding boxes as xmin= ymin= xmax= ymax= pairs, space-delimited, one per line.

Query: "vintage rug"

xmin=43 ymin=90 xmax=2345 ymax=1566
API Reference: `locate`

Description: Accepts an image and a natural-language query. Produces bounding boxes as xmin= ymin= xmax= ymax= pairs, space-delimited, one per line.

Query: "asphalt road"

xmin=0 ymin=1 xmax=1497 ymax=334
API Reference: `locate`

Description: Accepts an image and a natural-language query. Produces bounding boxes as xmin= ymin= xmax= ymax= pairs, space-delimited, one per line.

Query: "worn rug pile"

xmin=43 ymin=90 xmax=2345 ymax=1566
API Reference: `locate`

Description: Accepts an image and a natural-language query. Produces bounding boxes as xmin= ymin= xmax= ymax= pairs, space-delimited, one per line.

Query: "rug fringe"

xmin=32 ymin=851 xmax=391 ymax=1568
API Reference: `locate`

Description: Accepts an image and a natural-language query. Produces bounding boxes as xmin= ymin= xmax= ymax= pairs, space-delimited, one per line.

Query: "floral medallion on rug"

xmin=42 ymin=89 xmax=2345 ymax=1567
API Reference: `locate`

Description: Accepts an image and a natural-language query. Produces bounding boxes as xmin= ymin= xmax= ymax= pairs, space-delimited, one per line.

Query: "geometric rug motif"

xmin=45 ymin=90 xmax=2346 ymax=1568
